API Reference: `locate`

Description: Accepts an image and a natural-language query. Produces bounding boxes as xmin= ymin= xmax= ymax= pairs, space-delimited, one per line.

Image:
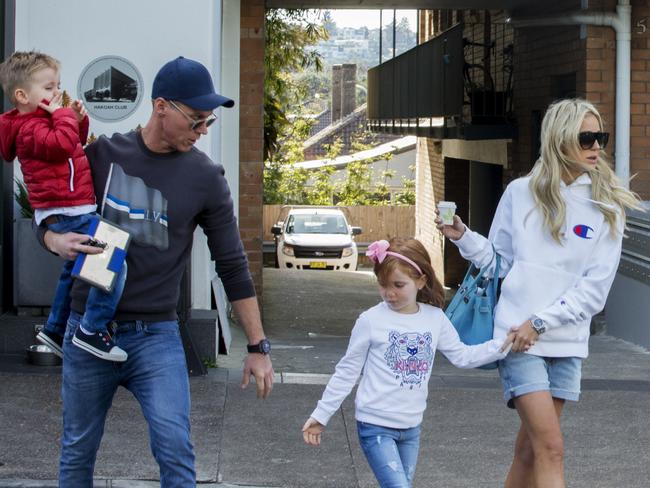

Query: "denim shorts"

xmin=498 ymin=352 xmax=582 ymax=409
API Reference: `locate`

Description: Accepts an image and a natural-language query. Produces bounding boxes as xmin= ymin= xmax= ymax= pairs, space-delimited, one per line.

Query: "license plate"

xmin=309 ymin=261 xmax=327 ymax=269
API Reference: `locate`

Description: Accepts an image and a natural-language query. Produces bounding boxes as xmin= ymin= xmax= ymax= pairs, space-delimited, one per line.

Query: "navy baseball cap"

xmin=152 ymin=56 xmax=234 ymax=111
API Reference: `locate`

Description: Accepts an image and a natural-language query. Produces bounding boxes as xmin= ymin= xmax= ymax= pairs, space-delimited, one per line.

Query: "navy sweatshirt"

xmin=40 ymin=130 xmax=255 ymax=321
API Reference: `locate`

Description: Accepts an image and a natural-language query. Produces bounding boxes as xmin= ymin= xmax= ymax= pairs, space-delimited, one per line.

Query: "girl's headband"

xmin=366 ymin=240 xmax=423 ymax=275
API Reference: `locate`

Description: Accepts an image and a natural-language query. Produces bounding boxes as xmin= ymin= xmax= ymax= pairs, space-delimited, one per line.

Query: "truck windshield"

xmin=286 ymin=214 xmax=349 ymax=234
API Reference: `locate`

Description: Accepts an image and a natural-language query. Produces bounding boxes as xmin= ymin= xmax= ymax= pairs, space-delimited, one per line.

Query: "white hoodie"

xmin=310 ymin=302 xmax=506 ymax=429
xmin=452 ymin=174 xmax=623 ymax=358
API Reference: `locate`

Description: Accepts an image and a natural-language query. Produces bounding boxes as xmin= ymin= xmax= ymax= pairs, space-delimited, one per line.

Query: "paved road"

xmin=1 ymin=268 xmax=649 ymax=487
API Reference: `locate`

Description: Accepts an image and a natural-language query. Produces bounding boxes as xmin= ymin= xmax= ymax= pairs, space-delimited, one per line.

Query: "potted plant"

xmin=13 ymin=178 xmax=62 ymax=309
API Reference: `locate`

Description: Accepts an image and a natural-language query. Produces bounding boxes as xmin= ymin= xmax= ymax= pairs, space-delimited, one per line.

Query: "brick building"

xmin=364 ymin=0 xmax=649 ymax=286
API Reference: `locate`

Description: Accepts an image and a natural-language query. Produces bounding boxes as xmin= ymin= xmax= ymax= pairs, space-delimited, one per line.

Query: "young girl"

xmin=302 ymin=237 xmax=514 ymax=488
xmin=437 ymin=98 xmax=642 ymax=487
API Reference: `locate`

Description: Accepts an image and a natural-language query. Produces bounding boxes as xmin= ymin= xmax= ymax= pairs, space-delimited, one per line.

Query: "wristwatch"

xmin=247 ymin=338 xmax=271 ymax=355
xmin=530 ymin=316 xmax=546 ymax=335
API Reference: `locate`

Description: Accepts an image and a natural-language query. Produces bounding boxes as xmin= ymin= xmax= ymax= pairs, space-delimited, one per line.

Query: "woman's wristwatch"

xmin=530 ymin=316 xmax=546 ymax=335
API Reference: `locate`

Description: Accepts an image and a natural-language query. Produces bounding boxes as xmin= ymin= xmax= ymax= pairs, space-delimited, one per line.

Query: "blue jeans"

xmin=59 ymin=311 xmax=195 ymax=487
xmin=44 ymin=213 xmax=127 ymax=336
xmin=357 ymin=421 xmax=421 ymax=488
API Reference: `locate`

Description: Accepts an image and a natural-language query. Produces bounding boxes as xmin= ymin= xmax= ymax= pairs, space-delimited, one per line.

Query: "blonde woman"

xmin=436 ymin=98 xmax=642 ymax=487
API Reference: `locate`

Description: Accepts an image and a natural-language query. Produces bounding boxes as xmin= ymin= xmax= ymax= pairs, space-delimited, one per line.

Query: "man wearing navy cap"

xmin=39 ymin=56 xmax=273 ymax=487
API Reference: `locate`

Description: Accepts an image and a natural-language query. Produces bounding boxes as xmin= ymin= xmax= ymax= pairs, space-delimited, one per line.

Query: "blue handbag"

xmin=444 ymin=248 xmax=501 ymax=370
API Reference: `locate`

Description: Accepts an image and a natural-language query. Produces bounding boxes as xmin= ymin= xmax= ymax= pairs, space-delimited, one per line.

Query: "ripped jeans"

xmin=357 ymin=421 xmax=421 ymax=488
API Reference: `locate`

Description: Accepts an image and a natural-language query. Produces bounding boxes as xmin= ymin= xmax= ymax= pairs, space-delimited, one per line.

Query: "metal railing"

xmin=619 ymin=209 xmax=650 ymax=284
xmin=462 ymin=22 xmax=514 ymax=125
xmin=367 ymin=23 xmax=464 ymax=125
xmin=367 ymin=22 xmax=515 ymax=139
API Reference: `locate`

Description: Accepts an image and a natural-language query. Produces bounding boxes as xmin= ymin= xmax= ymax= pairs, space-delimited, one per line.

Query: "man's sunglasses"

xmin=168 ymin=100 xmax=217 ymax=131
xmin=578 ymin=131 xmax=609 ymax=150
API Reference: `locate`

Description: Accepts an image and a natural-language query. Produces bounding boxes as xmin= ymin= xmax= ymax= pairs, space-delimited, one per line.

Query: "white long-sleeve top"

xmin=452 ymin=174 xmax=624 ymax=359
xmin=310 ymin=302 xmax=507 ymax=429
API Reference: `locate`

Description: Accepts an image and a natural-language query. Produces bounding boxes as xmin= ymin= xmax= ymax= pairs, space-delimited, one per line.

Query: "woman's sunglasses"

xmin=578 ymin=131 xmax=609 ymax=150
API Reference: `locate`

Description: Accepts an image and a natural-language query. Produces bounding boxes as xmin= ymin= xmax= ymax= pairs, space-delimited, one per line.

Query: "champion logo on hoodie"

xmin=573 ymin=224 xmax=594 ymax=239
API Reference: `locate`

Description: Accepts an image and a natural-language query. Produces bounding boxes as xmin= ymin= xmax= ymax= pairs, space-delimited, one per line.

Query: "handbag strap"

xmin=457 ymin=243 xmax=501 ymax=296
xmin=458 ymin=261 xmax=488 ymax=291
xmin=489 ymin=244 xmax=501 ymax=305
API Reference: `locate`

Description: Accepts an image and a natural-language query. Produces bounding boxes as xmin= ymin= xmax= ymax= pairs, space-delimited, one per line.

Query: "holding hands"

xmin=509 ymin=320 xmax=540 ymax=353
xmin=503 ymin=322 xmax=539 ymax=353
xmin=435 ymin=208 xmax=538 ymax=353
xmin=302 ymin=417 xmax=325 ymax=446
xmin=500 ymin=329 xmax=517 ymax=354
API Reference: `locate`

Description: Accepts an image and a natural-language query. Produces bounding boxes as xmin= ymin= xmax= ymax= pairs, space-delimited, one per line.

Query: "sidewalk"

xmin=1 ymin=268 xmax=649 ymax=487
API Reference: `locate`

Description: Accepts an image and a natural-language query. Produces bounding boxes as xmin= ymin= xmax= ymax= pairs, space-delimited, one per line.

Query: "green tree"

xmin=374 ymin=167 xmax=396 ymax=205
xmin=394 ymin=164 xmax=416 ymax=204
xmin=278 ymin=166 xmax=310 ymax=204
xmin=263 ymin=16 xmax=416 ymax=208
xmin=336 ymin=160 xmax=373 ymax=205
xmin=264 ymin=117 xmax=314 ymax=204
xmin=322 ymin=10 xmax=337 ymax=36
xmin=265 ymin=9 xmax=328 ymax=162
xmin=307 ymin=165 xmax=336 ymax=205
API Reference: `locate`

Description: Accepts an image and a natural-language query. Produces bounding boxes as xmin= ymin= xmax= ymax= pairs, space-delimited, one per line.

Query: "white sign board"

xmin=15 ymin=0 xmax=224 ymax=153
xmin=77 ymin=55 xmax=144 ymax=122
xmin=14 ymin=0 xmax=240 ymax=318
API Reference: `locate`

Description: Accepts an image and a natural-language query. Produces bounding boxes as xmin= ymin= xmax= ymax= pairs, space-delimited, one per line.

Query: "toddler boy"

xmin=0 ymin=51 xmax=127 ymax=362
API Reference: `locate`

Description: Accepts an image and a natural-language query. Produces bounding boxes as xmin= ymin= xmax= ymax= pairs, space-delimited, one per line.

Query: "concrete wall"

xmin=606 ymin=273 xmax=650 ymax=348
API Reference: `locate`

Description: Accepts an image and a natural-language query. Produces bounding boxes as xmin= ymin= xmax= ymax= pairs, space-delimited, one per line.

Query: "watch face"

xmin=260 ymin=339 xmax=271 ymax=354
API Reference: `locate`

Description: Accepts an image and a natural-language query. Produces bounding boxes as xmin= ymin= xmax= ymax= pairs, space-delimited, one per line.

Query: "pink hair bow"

xmin=366 ymin=240 xmax=423 ymax=275
xmin=366 ymin=240 xmax=391 ymax=263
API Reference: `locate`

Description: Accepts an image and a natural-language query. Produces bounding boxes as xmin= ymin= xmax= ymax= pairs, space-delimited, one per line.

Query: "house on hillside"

xmin=303 ymin=63 xmax=398 ymax=160
xmin=298 ymin=135 xmax=416 ymax=200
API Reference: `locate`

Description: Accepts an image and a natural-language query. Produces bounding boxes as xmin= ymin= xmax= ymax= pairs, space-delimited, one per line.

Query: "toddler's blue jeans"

xmin=357 ymin=420 xmax=421 ymax=488
xmin=43 ymin=213 xmax=126 ymax=336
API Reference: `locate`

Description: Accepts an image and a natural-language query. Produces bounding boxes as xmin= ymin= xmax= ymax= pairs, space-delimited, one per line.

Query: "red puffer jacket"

xmin=0 ymin=106 xmax=95 ymax=209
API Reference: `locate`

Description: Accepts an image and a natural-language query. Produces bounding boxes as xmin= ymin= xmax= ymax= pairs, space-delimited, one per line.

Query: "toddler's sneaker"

xmin=72 ymin=327 xmax=128 ymax=362
xmin=36 ymin=329 xmax=64 ymax=358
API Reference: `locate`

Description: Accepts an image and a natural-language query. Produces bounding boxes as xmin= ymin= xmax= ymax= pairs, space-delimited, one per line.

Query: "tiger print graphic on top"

xmin=310 ymin=302 xmax=507 ymax=430
xmin=384 ymin=331 xmax=434 ymax=389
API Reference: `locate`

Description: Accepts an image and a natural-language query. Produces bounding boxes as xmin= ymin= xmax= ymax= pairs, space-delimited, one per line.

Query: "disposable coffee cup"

xmin=437 ymin=201 xmax=457 ymax=225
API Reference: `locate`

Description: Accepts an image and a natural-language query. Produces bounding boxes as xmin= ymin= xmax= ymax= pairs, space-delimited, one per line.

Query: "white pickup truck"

xmin=271 ymin=207 xmax=362 ymax=271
